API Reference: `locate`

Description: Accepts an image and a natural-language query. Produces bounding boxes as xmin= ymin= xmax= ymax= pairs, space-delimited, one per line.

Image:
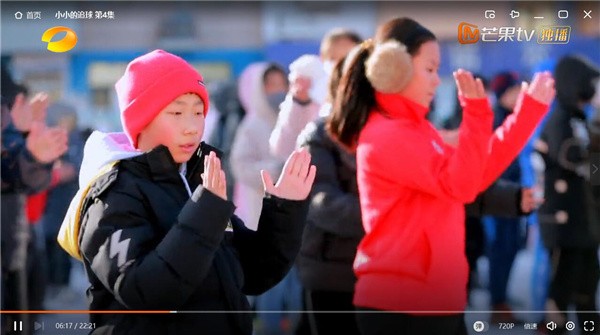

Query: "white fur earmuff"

xmin=365 ymin=40 xmax=413 ymax=94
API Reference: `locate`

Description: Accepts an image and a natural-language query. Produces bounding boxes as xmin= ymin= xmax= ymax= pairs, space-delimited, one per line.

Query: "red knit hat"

xmin=116 ymin=49 xmax=209 ymax=148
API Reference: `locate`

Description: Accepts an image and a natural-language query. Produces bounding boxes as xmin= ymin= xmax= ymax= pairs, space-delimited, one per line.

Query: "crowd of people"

xmin=1 ymin=16 xmax=599 ymax=335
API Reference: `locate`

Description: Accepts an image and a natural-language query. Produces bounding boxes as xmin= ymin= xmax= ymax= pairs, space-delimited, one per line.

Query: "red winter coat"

xmin=353 ymin=92 xmax=549 ymax=314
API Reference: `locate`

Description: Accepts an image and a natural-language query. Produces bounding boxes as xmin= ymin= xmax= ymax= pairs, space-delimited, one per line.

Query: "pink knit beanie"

xmin=116 ymin=49 xmax=209 ymax=148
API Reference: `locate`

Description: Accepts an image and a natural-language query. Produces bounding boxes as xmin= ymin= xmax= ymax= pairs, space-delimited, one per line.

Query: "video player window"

xmin=1 ymin=1 xmax=599 ymax=335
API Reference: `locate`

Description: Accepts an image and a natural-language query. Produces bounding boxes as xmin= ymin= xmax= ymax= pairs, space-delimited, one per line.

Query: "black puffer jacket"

xmin=296 ymin=118 xmax=364 ymax=292
xmin=77 ymin=141 xmax=308 ymax=335
xmin=465 ymin=179 xmax=523 ymax=218
xmin=538 ymin=55 xmax=600 ymax=248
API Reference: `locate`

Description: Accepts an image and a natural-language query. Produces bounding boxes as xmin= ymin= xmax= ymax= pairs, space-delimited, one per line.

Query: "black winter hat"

xmin=554 ymin=55 xmax=600 ymax=111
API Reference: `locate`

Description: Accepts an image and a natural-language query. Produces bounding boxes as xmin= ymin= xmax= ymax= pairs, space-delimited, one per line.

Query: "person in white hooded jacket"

xmin=269 ymin=29 xmax=361 ymax=161
xmin=231 ymin=63 xmax=289 ymax=231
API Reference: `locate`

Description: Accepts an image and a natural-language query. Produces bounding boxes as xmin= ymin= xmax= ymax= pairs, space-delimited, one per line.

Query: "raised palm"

xmin=26 ymin=121 xmax=68 ymax=164
xmin=454 ymin=69 xmax=487 ymax=100
xmin=10 ymin=92 xmax=49 ymax=132
xmin=261 ymin=148 xmax=316 ymax=200
xmin=524 ymin=71 xmax=555 ymax=105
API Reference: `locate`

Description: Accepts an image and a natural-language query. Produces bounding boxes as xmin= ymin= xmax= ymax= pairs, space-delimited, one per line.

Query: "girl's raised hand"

xmin=261 ymin=147 xmax=316 ymax=200
xmin=454 ymin=69 xmax=486 ymax=100
xmin=523 ymin=71 xmax=555 ymax=105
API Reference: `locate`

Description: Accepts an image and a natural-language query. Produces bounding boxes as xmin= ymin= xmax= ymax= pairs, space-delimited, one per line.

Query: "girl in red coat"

xmin=327 ymin=17 xmax=555 ymax=334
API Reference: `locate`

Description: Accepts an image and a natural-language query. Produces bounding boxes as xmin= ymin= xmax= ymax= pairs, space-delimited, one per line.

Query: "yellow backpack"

xmin=57 ymin=162 xmax=118 ymax=261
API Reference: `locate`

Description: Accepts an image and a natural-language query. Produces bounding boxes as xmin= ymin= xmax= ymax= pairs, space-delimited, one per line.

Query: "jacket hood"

xmin=238 ymin=62 xmax=267 ymax=112
xmin=79 ymin=131 xmax=142 ymax=188
xmin=237 ymin=62 xmax=278 ymax=124
xmin=555 ymin=55 xmax=600 ymax=113
xmin=58 ymin=131 xmax=142 ymax=261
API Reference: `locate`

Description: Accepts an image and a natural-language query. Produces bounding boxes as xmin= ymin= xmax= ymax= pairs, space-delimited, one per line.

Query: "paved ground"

xmin=33 ymin=261 xmax=88 ymax=335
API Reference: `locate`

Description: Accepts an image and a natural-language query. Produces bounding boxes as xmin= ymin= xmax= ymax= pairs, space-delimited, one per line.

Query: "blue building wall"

xmin=67 ymin=35 xmax=599 ymax=102
xmin=69 ymin=49 xmax=265 ymax=93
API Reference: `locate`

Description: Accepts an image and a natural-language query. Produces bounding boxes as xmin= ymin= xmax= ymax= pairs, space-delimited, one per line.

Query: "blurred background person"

xmin=231 ymin=62 xmax=287 ymax=231
xmin=484 ymin=71 xmax=528 ymax=323
xmin=5 ymin=83 xmax=51 ymax=316
xmin=1 ymin=66 xmax=68 ymax=335
xmin=270 ymin=28 xmax=361 ymax=161
xmin=537 ymin=54 xmax=600 ymax=333
xmin=464 ymin=180 xmax=539 ymax=312
xmin=41 ymin=102 xmax=85 ymax=305
xmin=207 ymin=80 xmax=246 ymax=200
xmin=230 ymin=62 xmax=300 ymax=335
xmin=295 ymin=55 xmax=363 ymax=335
xmin=266 ymin=35 xmax=362 ymax=331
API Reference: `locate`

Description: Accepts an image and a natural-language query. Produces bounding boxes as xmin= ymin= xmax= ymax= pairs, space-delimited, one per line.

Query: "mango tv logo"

xmin=458 ymin=22 xmax=480 ymax=44
xmin=41 ymin=26 xmax=77 ymax=53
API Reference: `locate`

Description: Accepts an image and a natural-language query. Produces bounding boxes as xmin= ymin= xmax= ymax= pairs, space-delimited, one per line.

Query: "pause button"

xmin=13 ymin=321 xmax=23 ymax=332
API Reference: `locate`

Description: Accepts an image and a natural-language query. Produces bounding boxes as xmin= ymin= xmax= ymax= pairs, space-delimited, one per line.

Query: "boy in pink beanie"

xmin=60 ymin=50 xmax=316 ymax=335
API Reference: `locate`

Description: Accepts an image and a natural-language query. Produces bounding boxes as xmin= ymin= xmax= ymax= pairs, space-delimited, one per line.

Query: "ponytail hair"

xmin=327 ymin=41 xmax=375 ymax=151
xmin=326 ymin=17 xmax=436 ymax=152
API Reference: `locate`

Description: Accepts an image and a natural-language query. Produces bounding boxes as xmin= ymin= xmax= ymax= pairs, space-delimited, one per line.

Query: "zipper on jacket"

xmin=179 ymin=163 xmax=193 ymax=197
